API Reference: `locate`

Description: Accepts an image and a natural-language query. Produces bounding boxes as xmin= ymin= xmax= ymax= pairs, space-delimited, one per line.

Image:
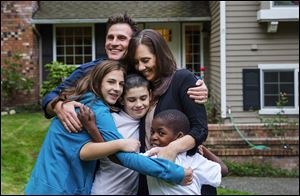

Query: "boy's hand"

xmin=187 ymin=79 xmax=208 ymax=104
xmin=54 ymin=101 xmax=83 ymax=133
xmin=198 ymin=145 xmax=204 ymax=155
xmin=181 ymin=167 xmax=193 ymax=186
xmin=78 ymin=105 xmax=105 ymax=142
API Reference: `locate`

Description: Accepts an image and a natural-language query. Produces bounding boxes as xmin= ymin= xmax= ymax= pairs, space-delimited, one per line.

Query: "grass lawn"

xmin=1 ymin=112 xmax=254 ymax=195
xmin=1 ymin=112 xmax=51 ymax=195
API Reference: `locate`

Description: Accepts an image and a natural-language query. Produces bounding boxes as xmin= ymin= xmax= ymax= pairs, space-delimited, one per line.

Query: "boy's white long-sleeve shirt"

xmin=146 ymin=150 xmax=222 ymax=195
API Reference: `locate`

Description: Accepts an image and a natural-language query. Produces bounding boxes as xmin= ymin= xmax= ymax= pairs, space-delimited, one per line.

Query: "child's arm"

xmin=200 ymin=145 xmax=229 ymax=176
xmin=80 ymin=138 xmax=140 ymax=161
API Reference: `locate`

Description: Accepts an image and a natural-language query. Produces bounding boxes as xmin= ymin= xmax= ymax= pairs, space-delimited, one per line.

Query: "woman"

xmin=126 ymin=29 xmax=210 ymax=194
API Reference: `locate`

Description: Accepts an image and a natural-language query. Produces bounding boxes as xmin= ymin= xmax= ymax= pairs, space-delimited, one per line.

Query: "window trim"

xmin=258 ymin=64 xmax=299 ymax=115
xmin=181 ymin=23 xmax=204 ymax=74
xmin=257 ymin=1 xmax=299 ymax=22
xmin=53 ymin=24 xmax=95 ymax=66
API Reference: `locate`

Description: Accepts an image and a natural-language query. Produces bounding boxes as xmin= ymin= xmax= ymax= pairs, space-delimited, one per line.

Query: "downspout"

xmin=220 ymin=1 xmax=227 ymax=118
xmin=32 ymin=24 xmax=42 ymax=102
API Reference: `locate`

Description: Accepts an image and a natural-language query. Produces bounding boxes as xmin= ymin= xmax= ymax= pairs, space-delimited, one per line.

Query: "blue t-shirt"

xmin=25 ymin=92 xmax=184 ymax=195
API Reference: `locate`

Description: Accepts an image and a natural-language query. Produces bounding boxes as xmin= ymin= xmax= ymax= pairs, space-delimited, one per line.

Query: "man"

xmin=42 ymin=13 xmax=208 ymax=133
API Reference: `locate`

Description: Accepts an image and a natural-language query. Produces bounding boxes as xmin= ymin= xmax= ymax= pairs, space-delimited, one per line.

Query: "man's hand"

xmin=54 ymin=101 xmax=83 ymax=133
xmin=187 ymin=79 xmax=208 ymax=104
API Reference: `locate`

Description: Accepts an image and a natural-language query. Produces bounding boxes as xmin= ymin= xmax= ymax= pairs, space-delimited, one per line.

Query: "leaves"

xmin=40 ymin=61 xmax=77 ymax=96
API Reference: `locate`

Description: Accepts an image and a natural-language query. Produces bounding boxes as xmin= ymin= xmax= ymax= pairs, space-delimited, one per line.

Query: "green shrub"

xmin=1 ymin=53 xmax=34 ymax=103
xmin=40 ymin=61 xmax=77 ymax=97
xmin=224 ymin=160 xmax=299 ymax=177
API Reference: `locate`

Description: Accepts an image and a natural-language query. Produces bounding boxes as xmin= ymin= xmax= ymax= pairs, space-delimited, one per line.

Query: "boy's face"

xmin=121 ymin=86 xmax=150 ymax=120
xmin=101 ymin=70 xmax=124 ymax=105
xmin=150 ymin=118 xmax=179 ymax=147
xmin=105 ymin=23 xmax=133 ymax=60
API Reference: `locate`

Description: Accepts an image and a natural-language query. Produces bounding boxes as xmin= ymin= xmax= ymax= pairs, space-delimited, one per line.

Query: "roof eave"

xmin=31 ymin=17 xmax=211 ymax=24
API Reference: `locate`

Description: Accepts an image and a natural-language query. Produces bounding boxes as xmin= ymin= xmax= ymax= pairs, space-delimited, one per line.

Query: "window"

xmin=257 ymin=1 xmax=299 ymax=22
xmin=183 ymin=25 xmax=202 ymax=78
xmin=259 ymin=64 xmax=299 ymax=115
xmin=54 ymin=25 xmax=94 ymax=65
xmin=273 ymin=1 xmax=299 ymax=6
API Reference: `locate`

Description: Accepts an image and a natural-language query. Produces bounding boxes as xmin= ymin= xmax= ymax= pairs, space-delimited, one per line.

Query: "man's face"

xmin=105 ymin=23 xmax=133 ymax=60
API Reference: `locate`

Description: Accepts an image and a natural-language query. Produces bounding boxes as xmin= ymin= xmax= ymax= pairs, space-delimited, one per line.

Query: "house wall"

xmin=225 ymin=1 xmax=299 ymax=123
xmin=1 ymin=1 xmax=40 ymax=107
xmin=208 ymin=1 xmax=222 ymax=112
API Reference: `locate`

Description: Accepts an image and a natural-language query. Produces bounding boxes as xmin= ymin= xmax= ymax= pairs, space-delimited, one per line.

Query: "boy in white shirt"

xmin=146 ymin=109 xmax=227 ymax=195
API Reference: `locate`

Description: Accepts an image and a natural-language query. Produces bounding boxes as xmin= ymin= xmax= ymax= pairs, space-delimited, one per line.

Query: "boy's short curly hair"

xmin=154 ymin=109 xmax=190 ymax=135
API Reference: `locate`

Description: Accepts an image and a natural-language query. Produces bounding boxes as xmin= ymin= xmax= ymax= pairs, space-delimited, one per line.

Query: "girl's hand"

xmin=181 ymin=167 xmax=193 ymax=186
xmin=119 ymin=139 xmax=141 ymax=153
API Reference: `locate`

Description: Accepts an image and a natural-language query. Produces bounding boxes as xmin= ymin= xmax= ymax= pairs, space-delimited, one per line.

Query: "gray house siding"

xmin=225 ymin=1 xmax=299 ymax=123
xmin=208 ymin=1 xmax=222 ymax=112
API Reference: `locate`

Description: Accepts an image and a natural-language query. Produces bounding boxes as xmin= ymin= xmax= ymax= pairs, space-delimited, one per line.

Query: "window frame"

xmin=53 ymin=24 xmax=95 ymax=66
xmin=182 ymin=23 xmax=204 ymax=77
xmin=258 ymin=64 xmax=299 ymax=115
xmin=257 ymin=1 xmax=299 ymax=21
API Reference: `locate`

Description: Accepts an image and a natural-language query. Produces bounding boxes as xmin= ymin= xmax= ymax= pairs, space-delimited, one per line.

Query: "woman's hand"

xmin=181 ymin=167 xmax=193 ymax=186
xmin=146 ymin=145 xmax=177 ymax=162
xmin=187 ymin=79 xmax=208 ymax=104
xmin=119 ymin=139 xmax=141 ymax=153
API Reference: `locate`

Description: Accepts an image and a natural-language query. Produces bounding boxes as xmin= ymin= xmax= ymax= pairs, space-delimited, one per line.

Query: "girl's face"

xmin=121 ymin=86 xmax=150 ymax=120
xmin=101 ymin=70 xmax=125 ymax=105
xmin=134 ymin=44 xmax=157 ymax=82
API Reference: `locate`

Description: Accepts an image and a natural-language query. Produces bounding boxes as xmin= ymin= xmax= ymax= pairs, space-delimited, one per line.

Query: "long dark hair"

xmin=125 ymin=29 xmax=177 ymax=103
xmin=126 ymin=29 xmax=177 ymax=78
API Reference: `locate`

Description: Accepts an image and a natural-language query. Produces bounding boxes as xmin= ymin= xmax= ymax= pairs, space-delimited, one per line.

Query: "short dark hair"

xmin=124 ymin=74 xmax=150 ymax=95
xmin=106 ymin=12 xmax=139 ymax=35
xmin=154 ymin=109 xmax=190 ymax=135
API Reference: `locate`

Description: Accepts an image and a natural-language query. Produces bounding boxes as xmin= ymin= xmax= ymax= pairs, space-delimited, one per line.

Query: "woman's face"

xmin=101 ymin=70 xmax=125 ymax=105
xmin=121 ymin=86 xmax=150 ymax=120
xmin=134 ymin=44 xmax=157 ymax=82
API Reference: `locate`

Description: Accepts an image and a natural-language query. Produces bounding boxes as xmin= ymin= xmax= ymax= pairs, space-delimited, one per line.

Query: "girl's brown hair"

xmin=52 ymin=60 xmax=126 ymax=108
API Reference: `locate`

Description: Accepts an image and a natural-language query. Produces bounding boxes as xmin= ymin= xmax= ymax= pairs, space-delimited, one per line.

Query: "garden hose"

xmin=227 ymin=108 xmax=270 ymax=150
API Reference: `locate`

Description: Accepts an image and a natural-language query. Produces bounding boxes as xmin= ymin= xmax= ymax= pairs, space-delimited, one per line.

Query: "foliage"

xmin=40 ymin=61 xmax=77 ymax=97
xmin=259 ymin=92 xmax=298 ymax=146
xmin=1 ymin=53 xmax=34 ymax=102
xmin=218 ymin=188 xmax=253 ymax=195
xmin=205 ymin=96 xmax=222 ymax=123
xmin=224 ymin=160 xmax=299 ymax=177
